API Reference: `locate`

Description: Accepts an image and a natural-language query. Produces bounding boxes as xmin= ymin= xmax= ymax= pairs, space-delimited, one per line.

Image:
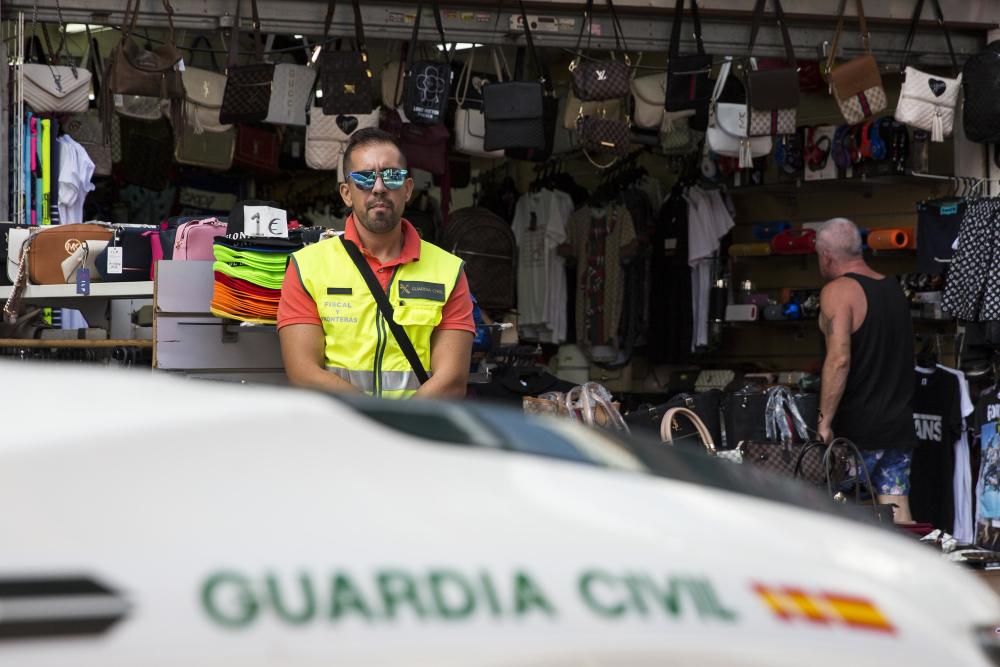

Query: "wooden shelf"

xmin=0 ymin=338 xmax=153 ymax=349
xmin=0 ymin=282 xmax=154 ymax=301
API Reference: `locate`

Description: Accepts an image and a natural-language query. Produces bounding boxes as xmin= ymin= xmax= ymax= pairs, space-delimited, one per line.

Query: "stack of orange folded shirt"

xmin=209 ymin=235 xmax=303 ymax=324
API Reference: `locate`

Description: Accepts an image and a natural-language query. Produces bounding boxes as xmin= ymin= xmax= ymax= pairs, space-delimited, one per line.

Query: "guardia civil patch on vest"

xmin=399 ymin=281 xmax=446 ymax=301
xmin=327 ymin=287 xmax=353 ymax=295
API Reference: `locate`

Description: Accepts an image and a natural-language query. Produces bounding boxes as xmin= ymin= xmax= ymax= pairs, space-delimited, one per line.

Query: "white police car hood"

xmin=0 ymin=362 xmax=998 ymax=667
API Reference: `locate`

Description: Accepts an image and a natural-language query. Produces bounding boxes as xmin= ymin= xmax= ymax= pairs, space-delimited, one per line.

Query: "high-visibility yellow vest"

xmin=291 ymin=235 xmax=465 ymax=399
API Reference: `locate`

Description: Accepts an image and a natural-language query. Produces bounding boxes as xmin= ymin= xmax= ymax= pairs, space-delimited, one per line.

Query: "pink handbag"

xmin=172 ymin=218 xmax=227 ymax=261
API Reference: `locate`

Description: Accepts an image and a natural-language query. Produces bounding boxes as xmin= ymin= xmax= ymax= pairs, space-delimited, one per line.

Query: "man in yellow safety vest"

xmin=277 ymin=128 xmax=475 ymax=399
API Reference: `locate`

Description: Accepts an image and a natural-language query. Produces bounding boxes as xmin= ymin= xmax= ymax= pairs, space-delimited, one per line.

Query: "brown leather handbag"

xmin=825 ymin=0 xmax=886 ymax=125
xmin=27 ymin=224 xmax=114 ymax=285
xmin=104 ymin=0 xmax=185 ymax=140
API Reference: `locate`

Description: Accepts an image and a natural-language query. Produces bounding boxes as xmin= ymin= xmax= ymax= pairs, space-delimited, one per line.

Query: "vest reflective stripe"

xmin=327 ymin=367 xmax=421 ymax=394
xmin=293 ymin=235 xmax=464 ymax=400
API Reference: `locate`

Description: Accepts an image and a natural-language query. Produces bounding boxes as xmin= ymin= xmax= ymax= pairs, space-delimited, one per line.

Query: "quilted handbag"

xmin=894 ymin=0 xmax=961 ymax=142
xmin=175 ymin=124 xmax=236 ymax=170
xmin=962 ymin=41 xmax=1000 ymax=144
xmin=233 ymin=124 xmax=280 ymax=174
xmin=665 ymin=0 xmax=714 ymax=118
xmin=402 ymin=0 xmax=452 ymax=125
xmin=104 ymin=0 xmax=185 ymax=136
xmin=64 ymin=111 xmax=112 ymax=177
xmin=318 ymin=0 xmax=375 ymax=115
xmin=179 ymin=35 xmax=230 ymax=133
xmin=746 ymin=0 xmax=799 ymax=137
xmin=826 ymin=0 xmax=886 ymax=125
xmin=568 ymin=0 xmax=631 ymax=102
xmin=706 ymin=60 xmax=772 ymax=167
xmin=770 ymin=228 xmax=816 ymax=254
xmin=22 ymin=64 xmax=91 ymax=114
xmin=219 ymin=0 xmax=274 ymax=125
xmin=576 ymin=116 xmax=631 ymax=161
xmin=398 ymin=122 xmax=450 ymax=176
xmin=305 ymin=105 xmax=380 ymax=174
xmin=631 ymin=72 xmax=667 ymax=129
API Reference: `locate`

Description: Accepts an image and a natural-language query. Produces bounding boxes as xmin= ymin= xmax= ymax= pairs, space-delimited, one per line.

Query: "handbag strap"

xmin=661 ymin=406 xmax=716 ymax=453
xmin=516 ymin=0 xmax=553 ymax=93
xmin=406 ymin=1 xmax=451 ymax=66
xmin=227 ymin=0 xmax=264 ymax=69
xmin=899 ymin=0 xmax=958 ymax=74
xmin=827 ymin=0 xmax=871 ymax=75
xmin=748 ymin=0 xmax=796 ymax=66
xmin=669 ymin=0 xmax=707 ymax=59
xmin=340 ymin=238 xmax=430 ymax=386
xmin=188 ymin=34 xmax=222 ymax=71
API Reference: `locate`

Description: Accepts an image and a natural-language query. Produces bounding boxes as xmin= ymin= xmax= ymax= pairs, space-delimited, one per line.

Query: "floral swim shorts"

xmin=858 ymin=448 xmax=914 ymax=496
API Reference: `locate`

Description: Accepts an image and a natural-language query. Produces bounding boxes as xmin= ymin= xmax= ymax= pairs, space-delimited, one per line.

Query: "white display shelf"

xmin=0 ymin=282 xmax=154 ymax=300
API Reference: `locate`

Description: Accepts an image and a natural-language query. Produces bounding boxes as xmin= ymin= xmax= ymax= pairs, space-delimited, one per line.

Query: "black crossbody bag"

xmin=402 ymin=0 xmax=452 ymax=125
xmin=341 ymin=239 xmax=430 ymax=385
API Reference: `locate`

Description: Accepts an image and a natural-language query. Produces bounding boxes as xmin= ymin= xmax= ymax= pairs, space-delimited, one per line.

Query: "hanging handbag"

xmin=305 ymin=105 xmax=380 ymax=173
xmin=825 ymin=0 xmax=886 ymax=125
xmin=175 ymin=124 xmax=236 ymax=170
xmin=576 ymin=115 xmax=631 ymax=163
xmin=180 ymin=35 xmax=231 ymax=134
xmin=706 ymin=60 xmax=772 ymax=168
xmin=402 ymin=0 xmax=452 ymax=125
xmin=454 ymin=46 xmax=504 ymax=158
xmin=118 ymin=115 xmax=175 ymax=191
xmin=631 ymin=67 xmax=667 ymax=130
xmin=219 ymin=0 xmax=275 ymax=125
xmin=568 ymin=0 xmax=632 ymax=102
xmin=485 ymin=3 xmax=553 ymax=156
xmin=63 ymin=27 xmax=111 ymax=177
xmin=319 ymin=0 xmax=375 ymax=116
xmin=265 ymin=62 xmax=318 ymax=127
xmin=21 ymin=12 xmax=91 ymax=115
xmin=398 ymin=122 xmax=450 ymax=176
xmin=233 ymin=124 xmax=280 ymax=173
xmin=894 ymin=0 xmax=961 ymax=142
xmin=746 ymin=0 xmax=799 ymax=137
xmin=563 ymin=91 xmax=624 ymax=130
xmin=665 ymin=0 xmax=713 ymax=121
xmin=962 ymin=42 xmax=1000 ymax=144
xmin=104 ymin=0 xmax=185 ymax=137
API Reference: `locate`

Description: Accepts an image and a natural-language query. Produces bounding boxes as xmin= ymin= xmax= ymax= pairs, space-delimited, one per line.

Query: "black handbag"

xmin=486 ymin=2 xmax=556 ymax=159
xmin=94 ymin=226 xmax=157 ymax=282
xmin=318 ymin=0 xmax=374 ymax=115
xmin=568 ymin=0 xmax=631 ymax=102
xmin=576 ymin=115 xmax=631 ymax=158
xmin=723 ymin=384 xmax=768 ymax=446
xmin=665 ymin=0 xmax=713 ymax=124
xmin=402 ymin=0 xmax=452 ymax=125
xmin=219 ymin=0 xmax=274 ymax=125
xmin=119 ymin=115 xmax=175 ymax=191
xmin=962 ymin=40 xmax=1000 ymax=144
xmin=626 ymin=389 xmax=723 ymax=447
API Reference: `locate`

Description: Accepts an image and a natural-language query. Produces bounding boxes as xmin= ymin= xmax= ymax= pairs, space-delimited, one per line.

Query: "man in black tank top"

xmin=816 ymin=218 xmax=918 ymax=523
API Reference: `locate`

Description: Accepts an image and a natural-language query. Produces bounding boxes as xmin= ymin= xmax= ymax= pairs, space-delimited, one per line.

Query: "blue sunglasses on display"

xmin=348 ymin=168 xmax=409 ymax=190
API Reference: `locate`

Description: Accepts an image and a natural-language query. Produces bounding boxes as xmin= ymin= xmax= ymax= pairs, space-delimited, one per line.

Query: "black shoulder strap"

xmin=341 ymin=238 xmax=430 ymax=386
xmin=670 ymin=0 xmax=706 ymax=59
xmin=900 ymin=0 xmax=958 ymax=74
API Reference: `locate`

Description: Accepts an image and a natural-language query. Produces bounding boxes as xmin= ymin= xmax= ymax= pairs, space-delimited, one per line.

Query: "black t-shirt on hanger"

xmin=648 ymin=190 xmax=692 ymax=364
xmin=910 ymin=368 xmax=963 ymax=531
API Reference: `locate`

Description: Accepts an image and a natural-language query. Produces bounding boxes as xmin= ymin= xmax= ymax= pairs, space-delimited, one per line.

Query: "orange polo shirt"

xmin=277 ymin=215 xmax=476 ymax=333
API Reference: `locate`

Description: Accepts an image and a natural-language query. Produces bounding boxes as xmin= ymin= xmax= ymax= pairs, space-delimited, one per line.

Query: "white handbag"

xmin=265 ymin=63 xmax=318 ymax=127
xmin=895 ymin=67 xmax=961 ymax=142
xmin=892 ymin=0 xmax=960 ymax=142
xmin=305 ymin=105 xmax=379 ymax=175
xmin=21 ymin=64 xmax=91 ymax=114
xmin=180 ymin=66 xmax=231 ymax=133
xmin=455 ymin=108 xmax=503 ymax=158
xmin=631 ymin=72 xmax=666 ymax=130
xmin=706 ymin=60 xmax=771 ymax=168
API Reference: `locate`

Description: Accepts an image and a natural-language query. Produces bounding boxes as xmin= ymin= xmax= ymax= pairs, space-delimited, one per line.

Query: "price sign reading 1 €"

xmin=243 ymin=205 xmax=289 ymax=239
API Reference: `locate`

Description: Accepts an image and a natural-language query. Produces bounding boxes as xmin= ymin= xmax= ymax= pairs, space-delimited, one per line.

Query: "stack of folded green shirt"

xmin=210 ymin=236 xmax=303 ymax=324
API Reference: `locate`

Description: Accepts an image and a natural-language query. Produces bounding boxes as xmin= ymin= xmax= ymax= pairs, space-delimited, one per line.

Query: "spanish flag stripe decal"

xmin=753 ymin=584 xmax=896 ymax=635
